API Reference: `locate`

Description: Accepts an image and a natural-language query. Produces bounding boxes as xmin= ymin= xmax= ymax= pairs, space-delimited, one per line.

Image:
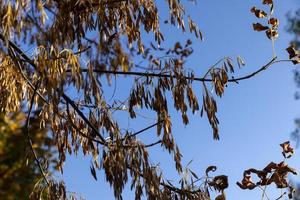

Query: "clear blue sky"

xmin=60 ymin=1 xmax=300 ymax=199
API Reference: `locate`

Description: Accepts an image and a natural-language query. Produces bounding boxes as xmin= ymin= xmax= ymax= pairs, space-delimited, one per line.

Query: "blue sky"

xmin=60 ymin=1 xmax=300 ymax=199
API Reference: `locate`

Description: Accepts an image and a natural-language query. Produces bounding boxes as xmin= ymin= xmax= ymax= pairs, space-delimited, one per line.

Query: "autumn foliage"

xmin=0 ymin=0 xmax=298 ymax=199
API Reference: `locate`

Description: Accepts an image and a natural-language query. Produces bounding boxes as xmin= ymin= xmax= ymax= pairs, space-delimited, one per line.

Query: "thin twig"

xmin=275 ymin=192 xmax=286 ymax=200
xmin=25 ymin=82 xmax=50 ymax=186
xmin=121 ymin=140 xmax=162 ymax=148
xmin=145 ymin=140 xmax=162 ymax=148
xmin=69 ymin=56 xmax=283 ymax=84
xmin=127 ymin=120 xmax=164 ymax=138
xmin=258 ymin=185 xmax=270 ymax=200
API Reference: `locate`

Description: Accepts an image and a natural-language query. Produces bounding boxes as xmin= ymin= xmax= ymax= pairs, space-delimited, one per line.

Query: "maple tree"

xmin=0 ymin=0 xmax=298 ymax=199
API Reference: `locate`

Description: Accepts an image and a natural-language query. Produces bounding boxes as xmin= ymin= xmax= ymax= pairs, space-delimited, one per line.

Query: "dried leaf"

xmin=206 ymin=166 xmax=217 ymax=176
xmin=268 ymin=18 xmax=279 ymax=27
xmin=286 ymin=45 xmax=299 ymax=59
xmin=215 ymin=193 xmax=226 ymax=200
xmin=252 ymin=23 xmax=269 ymax=31
xmin=280 ymin=141 xmax=294 ymax=158
xmin=251 ymin=7 xmax=268 ymax=18
xmin=90 ymin=164 xmax=97 ymax=181
xmin=237 ymin=56 xmax=246 ymax=68
xmin=209 ymin=175 xmax=228 ymax=191
xmin=263 ymin=0 xmax=273 ymax=5
xmin=265 ymin=29 xmax=278 ymax=39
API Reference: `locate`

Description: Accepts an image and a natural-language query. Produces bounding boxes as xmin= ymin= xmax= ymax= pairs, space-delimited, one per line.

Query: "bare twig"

xmin=145 ymin=140 xmax=162 ymax=148
xmin=69 ymin=56 xmax=283 ymax=84
xmin=275 ymin=192 xmax=286 ymax=200
xmin=127 ymin=120 xmax=164 ymax=138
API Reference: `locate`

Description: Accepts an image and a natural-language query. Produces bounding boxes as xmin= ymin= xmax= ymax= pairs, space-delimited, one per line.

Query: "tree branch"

xmin=127 ymin=120 xmax=164 ymax=138
xmin=65 ymin=102 xmax=104 ymax=144
xmin=144 ymin=140 xmax=162 ymax=148
xmin=61 ymin=94 xmax=106 ymax=144
xmin=69 ymin=56 xmax=280 ymax=84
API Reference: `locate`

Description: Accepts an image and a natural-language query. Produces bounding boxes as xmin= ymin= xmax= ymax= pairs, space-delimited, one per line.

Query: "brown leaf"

xmin=280 ymin=141 xmax=294 ymax=158
xmin=226 ymin=59 xmax=234 ymax=73
xmin=263 ymin=0 xmax=273 ymax=5
xmin=215 ymin=193 xmax=226 ymax=200
xmin=90 ymin=164 xmax=97 ymax=181
xmin=286 ymin=45 xmax=299 ymax=59
xmin=251 ymin=7 xmax=268 ymax=18
xmin=243 ymin=175 xmax=257 ymax=189
xmin=288 ymin=186 xmax=296 ymax=199
xmin=292 ymin=56 xmax=300 ymax=65
xmin=237 ymin=56 xmax=246 ymax=68
xmin=265 ymin=29 xmax=278 ymax=39
xmin=206 ymin=166 xmax=217 ymax=176
xmin=252 ymin=23 xmax=269 ymax=31
xmin=209 ymin=175 xmax=229 ymax=191
xmin=268 ymin=18 xmax=279 ymax=27
xmin=221 ymin=69 xmax=228 ymax=84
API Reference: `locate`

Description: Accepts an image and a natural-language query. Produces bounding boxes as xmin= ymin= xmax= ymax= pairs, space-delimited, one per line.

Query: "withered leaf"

xmin=265 ymin=29 xmax=278 ymax=39
xmin=288 ymin=186 xmax=296 ymax=199
xmin=280 ymin=141 xmax=294 ymax=158
xmin=286 ymin=45 xmax=300 ymax=64
xmin=226 ymin=59 xmax=234 ymax=73
xmin=215 ymin=193 xmax=226 ymax=200
xmin=200 ymin=105 xmax=204 ymax=117
xmin=209 ymin=175 xmax=228 ymax=191
xmin=292 ymin=57 xmax=300 ymax=65
xmin=251 ymin=7 xmax=268 ymax=18
xmin=286 ymin=45 xmax=299 ymax=59
xmin=189 ymin=169 xmax=199 ymax=179
xmin=221 ymin=69 xmax=228 ymax=84
xmin=268 ymin=18 xmax=279 ymax=27
xmin=206 ymin=166 xmax=217 ymax=176
xmin=237 ymin=56 xmax=246 ymax=68
xmin=90 ymin=164 xmax=97 ymax=181
xmin=252 ymin=23 xmax=269 ymax=31
xmin=262 ymin=0 xmax=273 ymax=5
xmin=237 ymin=175 xmax=256 ymax=190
